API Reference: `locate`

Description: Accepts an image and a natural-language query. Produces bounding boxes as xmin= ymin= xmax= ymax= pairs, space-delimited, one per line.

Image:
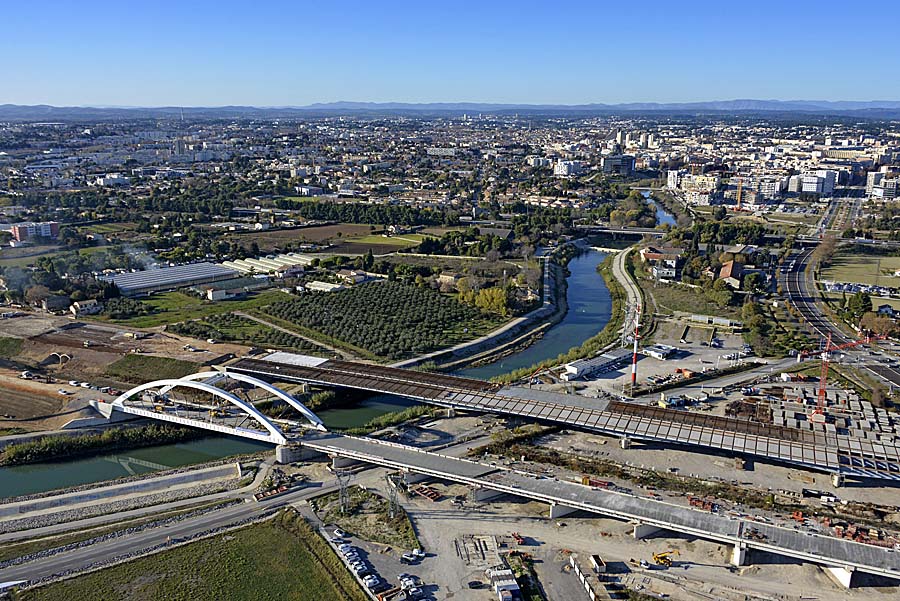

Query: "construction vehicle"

xmin=511 ymin=532 xmax=525 ymax=545
xmin=791 ymin=511 xmax=805 ymax=523
xmin=652 ymin=549 xmax=680 ymax=567
xmin=153 ymin=404 xmax=165 ymax=412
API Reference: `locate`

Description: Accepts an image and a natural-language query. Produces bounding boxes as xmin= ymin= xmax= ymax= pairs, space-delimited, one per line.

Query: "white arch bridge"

xmin=90 ymin=371 xmax=326 ymax=445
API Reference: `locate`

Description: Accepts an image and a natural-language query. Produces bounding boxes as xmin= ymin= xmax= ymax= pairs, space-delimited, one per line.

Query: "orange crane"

xmin=800 ymin=333 xmax=885 ymax=411
xmin=735 ymin=178 xmax=743 ymax=211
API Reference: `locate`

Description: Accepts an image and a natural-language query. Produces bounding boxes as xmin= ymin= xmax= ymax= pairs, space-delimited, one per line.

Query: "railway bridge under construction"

xmin=226 ymin=353 xmax=900 ymax=483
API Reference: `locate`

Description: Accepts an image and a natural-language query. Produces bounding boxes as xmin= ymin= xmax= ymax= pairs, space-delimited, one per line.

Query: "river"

xmin=0 ymin=250 xmax=614 ymax=498
xmin=645 ymin=190 xmax=677 ymax=227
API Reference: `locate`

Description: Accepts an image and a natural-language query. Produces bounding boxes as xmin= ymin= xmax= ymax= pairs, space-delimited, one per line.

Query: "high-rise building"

xmin=601 ymin=154 xmax=635 ymax=175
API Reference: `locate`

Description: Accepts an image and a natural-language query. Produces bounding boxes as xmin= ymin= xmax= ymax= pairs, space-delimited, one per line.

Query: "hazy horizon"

xmin=5 ymin=0 xmax=900 ymax=106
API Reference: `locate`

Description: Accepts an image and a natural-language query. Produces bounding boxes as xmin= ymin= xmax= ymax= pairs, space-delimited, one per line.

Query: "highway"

xmin=780 ymin=248 xmax=900 ymax=388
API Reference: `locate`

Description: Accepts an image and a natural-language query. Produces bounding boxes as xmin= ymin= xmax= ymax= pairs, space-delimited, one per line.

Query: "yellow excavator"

xmin=652 ymin=549 xmax=680 ymax=567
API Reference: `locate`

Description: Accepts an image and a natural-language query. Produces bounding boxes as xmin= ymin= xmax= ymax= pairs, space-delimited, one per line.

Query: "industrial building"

xmin=642 ymin=344 xmax=677 ymax=360
xmin=221 ymin=253 xmax=315 ymax=275
xmin=561 ymin=348 xmax=632 ymax=381
xmin=105 ymin=262 xmax=238 ymax=297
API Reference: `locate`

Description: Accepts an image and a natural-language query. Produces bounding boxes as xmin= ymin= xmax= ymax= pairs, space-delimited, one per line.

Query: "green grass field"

xmin=0 ymin=245 xmax=110 ymax=269
xmin=820 ymin=253 xmax=900 ymax=287
xmin=16 ymin=511 xmax=367 ymax=601
xmin=0 ymin=336 xmax=23 ymax=358
xmin=104 ymin=355 xmax=198 ymax=384
xmin=345 ymin=233 xmax=426 ymax=246
xmin=97 ymin=290 xmax=293 ymax=328
xmin=77 ymin=222 xmax=137 ymax=234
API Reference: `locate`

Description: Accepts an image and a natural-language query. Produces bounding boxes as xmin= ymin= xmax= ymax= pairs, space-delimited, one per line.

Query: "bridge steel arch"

xmin=109 ymin=379 xmax=288 ymax=444
xmin=161 ymin=371 xmax=326 ymax=431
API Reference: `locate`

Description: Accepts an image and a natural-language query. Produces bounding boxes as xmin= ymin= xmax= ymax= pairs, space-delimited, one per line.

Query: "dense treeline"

xmin=274 ymin=199 xmax=458 ymax=226
xmin=264 ymin=281 xmax=496 ymax=359
xmin=0 ymin=424 xmax=203 ymax=466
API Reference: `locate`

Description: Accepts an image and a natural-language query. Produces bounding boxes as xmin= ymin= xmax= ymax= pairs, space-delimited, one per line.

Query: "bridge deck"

xmin=300 ymin=433 xmax=900 ymax=580
xmin=227 ymin=356 xmax=900 ymax=480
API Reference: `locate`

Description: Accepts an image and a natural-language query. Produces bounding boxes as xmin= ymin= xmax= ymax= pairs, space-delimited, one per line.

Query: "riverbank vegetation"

xmin=343 ymin=405 xmax=435 ymax=435
xmin=0 ymin=424 xmax=204 ymax=466
xmin=14 ymin=510 xmax=367 ymax=601
xmin=493 ymin=253 xmax=626 ymax=384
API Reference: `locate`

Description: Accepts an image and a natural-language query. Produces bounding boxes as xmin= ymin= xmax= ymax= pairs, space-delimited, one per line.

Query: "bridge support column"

xmin=276 ymin=445 xmax=323 ymax=464
xmin=632 ymin=522 xmax=662 ymax=539
xmin=831 ymin=473 xmax=845 ymax=488
xmin=401 ymin=471 xmax=430 ymax=486
xmin=730 ymin=543 xmax=748 ymax=567
xmin=471 ymin=486 xmax=504 ymax=502
xmin=332 ymin=456 xmax=360 ymax=470
xmin=825 ymin=566 xmax=857 ymax=589
xmin=446 ymin=407 xmax=456 ymax=418
xmin=549 ymin=502 xmax=578 ymax=519
xmin=620 ymin=437 xmax=633 ymax=450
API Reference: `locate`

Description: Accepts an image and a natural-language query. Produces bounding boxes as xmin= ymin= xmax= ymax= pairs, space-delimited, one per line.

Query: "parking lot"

xmin=572 ymin=318 xmax=749 ymax=397
xmin=321 ymin=523 xmax=435 ymax=600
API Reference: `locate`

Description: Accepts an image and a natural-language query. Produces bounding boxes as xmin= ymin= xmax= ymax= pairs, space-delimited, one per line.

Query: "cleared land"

xmin=820 ymin=253 xmax=900 ymax=287
xmin=97 ymin=290 xmax=293 ymax=329
xmin=228 ymin=223 xmax=373 ymax=252
xmin=16 ymin=511 xmax=367 ymax=601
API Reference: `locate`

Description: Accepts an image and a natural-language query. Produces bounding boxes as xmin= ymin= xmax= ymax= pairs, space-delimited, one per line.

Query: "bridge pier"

xmin=275 ymin=444 xmax=323 ymax=464
xmin=332 ymin=455 xmax=361 ymax=470
xmin=401 ymin=471 xmax=430 ymax=486
xmin=730 ymin=543 xmax=748 ymax=567
xmin=825 ymin=566 xmax=857 ymax=589
xmin=620 ymin=437 xmax=633 ymax=450
xmin=549 ymin=502 xmax=578 ymax=519
xmin=471 ymin=486 xmax=504 ymax=502
xmin=831 ymin=473 xmax=845 ymax=488
xmin=632 ymin=522 xmax=662 ymax=539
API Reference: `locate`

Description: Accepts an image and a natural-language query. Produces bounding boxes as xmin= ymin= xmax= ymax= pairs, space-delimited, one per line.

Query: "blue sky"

xmin=4 ymin=0 xmax=899 ymax=106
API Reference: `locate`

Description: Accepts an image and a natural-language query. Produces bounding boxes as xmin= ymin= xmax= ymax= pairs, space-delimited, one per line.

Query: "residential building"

xmin=10 ymin=221 xmax=60 ymax=242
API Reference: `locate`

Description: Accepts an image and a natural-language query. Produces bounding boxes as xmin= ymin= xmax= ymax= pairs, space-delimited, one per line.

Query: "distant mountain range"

xmin=2 ymin=99 xmax=900 ymax=121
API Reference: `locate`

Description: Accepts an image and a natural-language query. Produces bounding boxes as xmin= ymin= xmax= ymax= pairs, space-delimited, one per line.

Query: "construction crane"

xmin=735 ymin=177 xmax=743 ymax=212
xmin=799 ymin=333 xmax=885 ymax=412
xmin=652 ymin=549 xmax=680 ymax=567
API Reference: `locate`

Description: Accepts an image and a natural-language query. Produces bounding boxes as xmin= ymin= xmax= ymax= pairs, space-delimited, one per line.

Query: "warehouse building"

xmin=105 ymin=262 xmax=238 ymax=297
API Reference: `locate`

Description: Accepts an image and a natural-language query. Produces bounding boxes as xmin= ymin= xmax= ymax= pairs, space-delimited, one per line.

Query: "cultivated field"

xmin=821 ymin=252 xmax=900 ymax=287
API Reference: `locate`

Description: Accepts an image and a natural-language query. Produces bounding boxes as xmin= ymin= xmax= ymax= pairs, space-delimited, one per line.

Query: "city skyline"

xmin=5 ymin=0 xmax=900 ymax=106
